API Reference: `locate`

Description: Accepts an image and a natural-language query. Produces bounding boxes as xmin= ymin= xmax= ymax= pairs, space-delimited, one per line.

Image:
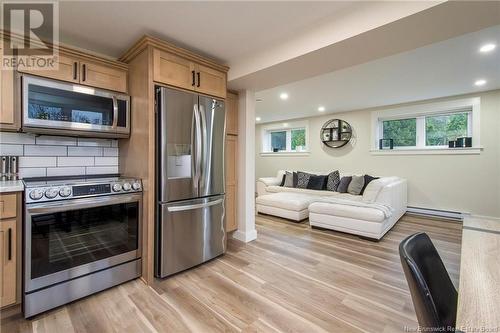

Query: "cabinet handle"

xmin=197 ymin=72 xmax=200 ymax=87
xmin=82 ymin=64 xmax=86 ymax=82
xmin=192 ymin=70 xmax=195 ymax=86
xmin=7 ymin=228 xmax=12 ymax=261
xmin=73 ymin=62 xmax=78 ymax=80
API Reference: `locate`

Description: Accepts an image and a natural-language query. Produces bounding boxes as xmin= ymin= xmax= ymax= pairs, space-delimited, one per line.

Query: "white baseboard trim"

xmin=232 ymin=229 xmax=257 ymax=243
xmin=406 ymin=206 xmax=465 ymax=221
xmin=466 ymin=214 xmax=500 ymax=222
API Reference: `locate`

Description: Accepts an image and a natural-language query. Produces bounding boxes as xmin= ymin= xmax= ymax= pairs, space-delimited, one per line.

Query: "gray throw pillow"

xmin=326 ymin=170 xmax=340 ymax=191
xmin=283 ymin=171 xmax=294 ymax=187
xmin=296 ymin=171 xmax=312 ymax=189
xmin=337 ymin=176 xmax=352 ymax=193
xmin=348 ymin=175 xmax=365 ymax=195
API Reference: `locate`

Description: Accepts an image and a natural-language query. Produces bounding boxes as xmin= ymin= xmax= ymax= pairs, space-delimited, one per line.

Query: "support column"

xmin=233 ymin=90 xmax=257 ymax=242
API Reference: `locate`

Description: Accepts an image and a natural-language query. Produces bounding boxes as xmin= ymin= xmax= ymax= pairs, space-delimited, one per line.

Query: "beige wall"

xmin=255 ymin=90 xmax=500 ymax=218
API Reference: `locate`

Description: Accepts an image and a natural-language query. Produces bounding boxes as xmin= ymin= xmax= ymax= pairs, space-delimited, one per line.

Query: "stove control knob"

xmin=59 ymin=186 xmax=71 ymax=197
xmin=123 ymin=182 xmax=132 ymax=191
xmin=112 ymin=183 xmax=122 ymax=192
xmin=29 ymin=188 xmax=44 ymax=200
xmin=132 ymin=182 xmax=141 ymax=191
xmin=45 ymin=188 xmax=59 ymax=199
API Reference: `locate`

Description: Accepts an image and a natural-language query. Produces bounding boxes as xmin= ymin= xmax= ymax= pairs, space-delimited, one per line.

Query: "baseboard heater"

xmin=406 ymin=206 xmax=464 ymax=221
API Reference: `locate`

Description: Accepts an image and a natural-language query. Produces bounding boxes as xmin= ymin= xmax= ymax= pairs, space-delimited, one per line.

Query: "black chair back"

xmin=399 ymin=232 xmax=457 ymax=331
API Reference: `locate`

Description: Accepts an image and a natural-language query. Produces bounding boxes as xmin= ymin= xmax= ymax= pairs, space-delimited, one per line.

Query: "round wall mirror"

xmin=320 ymin=119 xmax=352 ymax=148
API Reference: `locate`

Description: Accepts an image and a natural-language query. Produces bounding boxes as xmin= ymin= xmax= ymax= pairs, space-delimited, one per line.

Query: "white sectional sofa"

xmin=256 ymin=170 xmax=407 ymax=240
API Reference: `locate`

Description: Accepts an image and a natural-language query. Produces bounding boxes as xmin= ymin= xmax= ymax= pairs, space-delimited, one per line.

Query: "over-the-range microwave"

xmin=22 ymin=75 xmax=130 ymax=138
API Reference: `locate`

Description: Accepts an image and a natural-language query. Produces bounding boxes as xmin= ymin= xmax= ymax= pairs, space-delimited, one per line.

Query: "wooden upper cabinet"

xmin=194 ymin=64 xmax=226 ymax=99
xmin=154 ymin=49 xmax=195 ymax=91
xmin=18 ymin=53 xmax=79 ymax=83
xmin=81 ymin=61 xmax=127 ymax=93
xmin=226 ymin=92 xmax=238 ymax=135
xmin=0 ymin=40 xmax=18 ymax=130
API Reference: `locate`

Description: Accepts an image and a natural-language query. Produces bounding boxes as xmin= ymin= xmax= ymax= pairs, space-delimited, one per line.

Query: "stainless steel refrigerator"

xmin=155 ymin=86 xmax=226 ymax=278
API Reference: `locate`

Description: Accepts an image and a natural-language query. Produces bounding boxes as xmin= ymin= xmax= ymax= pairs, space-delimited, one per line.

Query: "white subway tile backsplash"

xmin=68 ymin=146 xmax=103 ymax=156
xmin=86 ymin=166 xmax=119 ymax=175
xmin=47 ymin=167 xmax=86 ymax=177
xmin=36 ymin=135 xmax=77 ymax=146
xmin=57 ymin=157 xmax=94 ymax=167
xmin=25 ymin=145 xmax=67 ymax=156
xmin=2 ymin=132 xmax=119 ymax=178
xmin=94 ymin=157 xmax=118 ymax=166
xmin=103 ymin=148 xmax=118 ymax=156
xmin=0 ymin=132 xmax=35 ymax=144
xmin=19 ymin=156 xmax=57 ymax=167
xmin=0 ymin=144 xmax=24 ymax=156
xmin=19 ymin=167 xmax=46 ymax=178
xmin=77 ymin=138 xmax=112 ymax=147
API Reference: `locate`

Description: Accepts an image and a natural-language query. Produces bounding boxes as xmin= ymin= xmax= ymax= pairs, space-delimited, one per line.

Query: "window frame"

xmin=371 ymin=97 xmax=481 ymax=155
xmin=261 ymin=120 xmax=310 ymax=155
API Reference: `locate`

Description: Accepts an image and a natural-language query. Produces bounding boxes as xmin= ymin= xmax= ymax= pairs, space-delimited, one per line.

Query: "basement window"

xmin=261 ymin=121 xmax=309 ymax=154
xmin=371 ymin=97 xmax=481 ymax=155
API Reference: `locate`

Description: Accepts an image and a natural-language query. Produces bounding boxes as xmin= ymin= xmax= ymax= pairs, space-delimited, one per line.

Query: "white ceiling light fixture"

xmin=283 ymin=123 xmax=289 ymax=127
xmin=479 ymin=43 xmax=496 ymax=53
xmin=318 ymin=106 xmax=325 ymax=112
xmin=474 ymin=79 xmax=487 ymax=86
xmin=279 ymin=93 xmax=289 ymax=100
xmin=255 ymin=117 xmax=261 ymax=121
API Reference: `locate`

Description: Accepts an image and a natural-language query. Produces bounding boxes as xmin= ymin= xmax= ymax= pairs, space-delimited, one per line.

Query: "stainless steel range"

xmin=23 ymin=175 xmax=142 ymax=318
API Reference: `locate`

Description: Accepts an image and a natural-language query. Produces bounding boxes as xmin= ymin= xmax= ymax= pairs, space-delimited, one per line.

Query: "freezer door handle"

xmin=167 ymin=198 xmax=223 ymax=212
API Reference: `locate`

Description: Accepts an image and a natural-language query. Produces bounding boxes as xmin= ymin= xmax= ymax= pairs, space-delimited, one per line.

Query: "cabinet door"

xmin=226 ymin=92 xmax=238 ymax=135
xmin=195 ymin=64 xmax=226 ymax=99
xmin=18 ymin=52 xmax=79 ymax=83
xmin=0 ymin=194 xmax=17 ymax=219
xmin=0 ymin=219 xmax=17 ymax=307
xmin=225 ymin=135 xmax=237 ymax=232
xmin=80 ymin=61 xmax=128 ymax=93
xmin=0 ymin=46 xmax=17 ymax=129
xmin=153 ymin=49 xmax=195 ymax=91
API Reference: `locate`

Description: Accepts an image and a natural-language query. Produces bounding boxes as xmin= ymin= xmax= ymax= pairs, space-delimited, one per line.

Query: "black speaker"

xmin=456 ymin=137 xmax=464 ymax=148
xmin=464 ymin=137 xmax=472 ymax=147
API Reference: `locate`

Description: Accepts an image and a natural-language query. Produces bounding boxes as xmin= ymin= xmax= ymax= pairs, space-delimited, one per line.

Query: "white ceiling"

xmin=58 ymin=1 xmax=355 ymax=61
xmin=255 ymin=25 xmax=500 ymax=123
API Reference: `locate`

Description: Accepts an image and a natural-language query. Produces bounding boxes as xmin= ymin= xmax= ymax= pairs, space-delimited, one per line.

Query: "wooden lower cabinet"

xmin=0 ymin=218 xmax=16 ymax=307
xmin=225 ymin=135 xmax=238 ymax=232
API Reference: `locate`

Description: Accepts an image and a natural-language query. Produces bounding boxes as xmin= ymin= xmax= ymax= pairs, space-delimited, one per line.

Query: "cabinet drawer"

xmin=153 ymin=49 xmax=195 ymax=91
xmin=0 ymin=194 xmax=16 ymax=219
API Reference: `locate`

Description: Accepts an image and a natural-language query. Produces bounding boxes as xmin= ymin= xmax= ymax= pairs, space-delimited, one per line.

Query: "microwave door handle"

xmin=112 ymin=96 xmax=118 ymax=128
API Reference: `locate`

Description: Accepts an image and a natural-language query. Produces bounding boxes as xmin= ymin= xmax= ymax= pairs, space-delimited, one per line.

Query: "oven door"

xmin=24 ymin=193 xmax=141 ymax=293
xmin=22 ymin=75 xmax=130 ymax=137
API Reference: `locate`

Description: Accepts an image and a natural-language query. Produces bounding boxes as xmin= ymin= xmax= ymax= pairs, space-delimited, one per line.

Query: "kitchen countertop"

xmin=0 ymin=180 xmax=24 ymax=193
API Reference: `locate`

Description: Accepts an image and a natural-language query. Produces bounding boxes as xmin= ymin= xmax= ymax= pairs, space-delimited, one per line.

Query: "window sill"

xmin=260 ymin=151 xmax=310 ymax=157
xmin=370 ymin=147 xmax=483 ymax=155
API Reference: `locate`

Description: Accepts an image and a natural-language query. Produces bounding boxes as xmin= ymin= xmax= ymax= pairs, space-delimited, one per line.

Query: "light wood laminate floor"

xmin=1 ymin=214 xmax=461 ymax=333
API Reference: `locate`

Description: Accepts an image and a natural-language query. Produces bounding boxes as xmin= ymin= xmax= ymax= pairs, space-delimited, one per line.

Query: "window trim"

xmin=371 ymin=97 xmax=481 ymax=154
xmin=260 ymin=120 xmax=309 ymax=154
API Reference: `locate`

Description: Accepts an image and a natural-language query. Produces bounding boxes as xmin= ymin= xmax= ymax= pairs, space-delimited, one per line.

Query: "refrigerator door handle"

xmin=166 ymin=198 xmax=223 ymax=212
xmin=193 ymin=104 xmax=202 ymax=191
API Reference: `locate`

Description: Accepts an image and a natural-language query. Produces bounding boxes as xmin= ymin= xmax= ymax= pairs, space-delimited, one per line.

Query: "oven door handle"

xmin=27 ymin=194 xmax=141 ymax=215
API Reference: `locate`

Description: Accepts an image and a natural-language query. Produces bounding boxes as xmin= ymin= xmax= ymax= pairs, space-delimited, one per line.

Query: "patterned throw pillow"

xmin=284 ymin=171 xmax=294 ymax=187
xmin=296 ymin=171 xmax=311 ymax=188
xmin=326 ymin=170 xmax=340 ymax=191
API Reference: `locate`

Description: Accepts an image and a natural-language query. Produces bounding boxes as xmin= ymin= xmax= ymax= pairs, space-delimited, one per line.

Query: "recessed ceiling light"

xmin=255 ymin=117 xmax=261 ymax=121
xmin=479 ymin=43 xmax=496 ymax=53
xmin=474 ymin=79 xmax=487 ymax=86
xmin=280 ymin=93 xmax=289 ymax=100
xmin=318 ymin=106 xmax=325 ymax=112
xmin=283 ymin=123 xmax=289 ymax=127
xmin=256 ymin=98 xmax=263 ymax=102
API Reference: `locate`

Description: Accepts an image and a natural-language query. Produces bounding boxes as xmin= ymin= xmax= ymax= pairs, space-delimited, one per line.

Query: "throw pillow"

xmin=337 ymin=176 xmax=352 ymax=193
xmin=307 ymin=175 xmax=327 ymax=190
xmin=283 ymin=171 xmax=294 ymax=187
xmin=293 ymin=172 xmax=299 ymax=187
xmin=296 ymin=171 xmax=312 ymax=189
xmin=348 ymin=175 xmax=365 ymax=195
xmin=360 ymin=174 xmax=379 ymax=195
xmin=279 ymin=174 xmax=286 ymax=186
xmin=326 ymin=170 xmax=340 ymax=191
